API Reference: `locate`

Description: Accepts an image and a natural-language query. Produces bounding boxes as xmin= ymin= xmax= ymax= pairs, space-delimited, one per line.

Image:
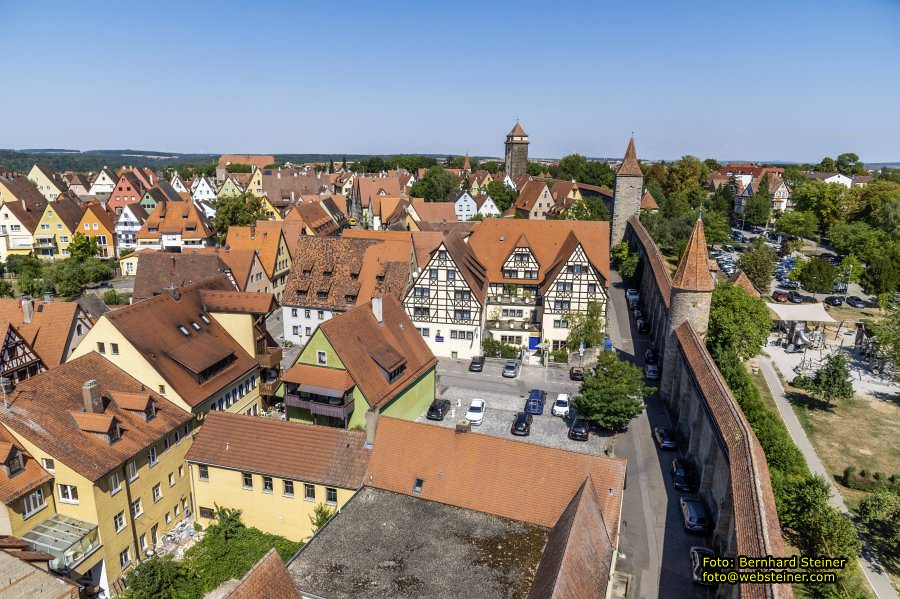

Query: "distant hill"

xmin=0 ymin=149 xmax=218 ymax=173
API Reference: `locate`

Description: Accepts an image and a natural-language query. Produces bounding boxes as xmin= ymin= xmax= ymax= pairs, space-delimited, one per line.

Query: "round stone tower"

xmin=610 ymin=137 xmax=644 ymax=246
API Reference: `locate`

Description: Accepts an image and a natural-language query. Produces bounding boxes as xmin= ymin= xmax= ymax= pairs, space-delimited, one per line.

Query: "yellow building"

xmin=0 ymin=428 xmax=55 ymax=539
xmin=0 ymin=176 xmax=46 ymax=261
xmin=69 ymin=276 xmax=279 ymax=418
xmin=76 ymin=201 xmax=117 ymax=259
xmin=27 ymin=163 xmax=65 ymax=201
xmin=34 ymin=194 xmax=84 ymax=260
xmin=0 ymin=353 xmax=194 ymax=596
xmin=186 ymin=411 xmax=369 ymax=542
xmin=247 ymin=166 xmax=266 ymax=198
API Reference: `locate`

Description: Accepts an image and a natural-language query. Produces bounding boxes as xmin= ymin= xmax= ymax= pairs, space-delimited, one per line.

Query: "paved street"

xmin=607 ymin=271 xmax=705 ymax=599
xmin=424 ymin=358 xmax=609 ymax=454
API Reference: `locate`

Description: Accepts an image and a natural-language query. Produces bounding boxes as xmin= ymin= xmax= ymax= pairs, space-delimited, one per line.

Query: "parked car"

xmin=723 ymin=245 xmax=735 ymax=252
xmin=510 ymin=412 xmax=533 ymax=436
xmin=824 ymin=296 xmax=844 ymax=306
xmin=771 ymin=290 xmax=790 ymax=303
xmin=644 ymin=348 xmax=658 ymax=364
xmin=690 ymin=546 xmax=717 ymax=585
xmin=779 ymin=280 xmax=801 ymax=289
xmin=653 ymin=427 xmax=677 ymax=450
xmin=551 ymin=394 xmax=571 ymax=417
xmin=426 ymin=399 xmax=452 ymax=421
xmin=569 ymin=367 xmax=584 ymax=381
xmin=632 ymin=308 xmax=644 ymax=321
xmin=788 ymin=291 xmax=804 ymax=304
xmin=644 ymin=364 xmax=660 ymax=380
xmin=832 ymin=282 xmax=848 ymax=293
xmin=466 ymin=399 xmax=486 ymax=426
xmin=502 ymin=360 xmax=520 ymax=378
xmin=671 ymin=457 xmax=695 ymax=492
xmin=636 ymin=319 xmax=650 ymax=334
xmin=468 ymin=356 xmax=485 ymax=372
xmin=568 ymin=418 xmax=589 ymax=441
xmin=800 ymin=294 xmax=818 ymax=304
xmin=626 ymin=289 xmax=640 ymax=305
xmin=525 ymin=389 xmax=546 ymax=415
xmin=847 ymin=296 xmax=867 ymax=308
xmin=680 ymin=496 xmax=711 ymax=533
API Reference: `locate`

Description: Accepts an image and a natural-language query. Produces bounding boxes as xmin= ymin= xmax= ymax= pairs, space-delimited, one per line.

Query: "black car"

xmin=788 ymin=291 xmax=803 ymax=304
xmin=644 ymin=348 xmax=658 ymax=365
xmin=653 ymin=427 xmax=677 ymax=450
xmin=569 ymin=367 xmax=584 ymax=381
xmin=511 ymin=412 xmax=533 ymax=436
xmin=636 ymin=319 xmax=650 ymax=334
xmin=824 ymin=296 xmax=844 ymax=306
xmin=426 ymin=399 xmax=452 ymax=421
xmin=800 ymin=294 xmax=818 ymax=304
xmin=671 ymin=457 xmax=695 ymax=492
xmin=568 ymin=419 xmax=589 ymax=441
xmin=847 ymin=296 xmax=867 ymax=308
xmin=468 ymin=356 xmax=485 ymax=372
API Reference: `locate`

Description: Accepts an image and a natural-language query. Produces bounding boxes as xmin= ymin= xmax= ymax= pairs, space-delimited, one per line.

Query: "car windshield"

xmin=469 ymin=405 xmax=482 ymax=413
xmin=555 ymin=399 xmax=567 ymax=406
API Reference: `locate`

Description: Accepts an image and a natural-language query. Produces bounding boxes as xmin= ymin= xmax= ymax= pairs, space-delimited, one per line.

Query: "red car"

xmin=771 ymin=290 xmax=789 ymax=303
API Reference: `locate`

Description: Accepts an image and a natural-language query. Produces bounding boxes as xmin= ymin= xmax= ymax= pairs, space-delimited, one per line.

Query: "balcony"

xmin=260 ymin=380 xmax=280 ymax=397
xmin=285 ymin=392 xmax=354 ymax=420
xmin=34 ymin=235 xmax=57 ymax=248
xmin=256 ymin=347 xmax=282 ymax=369
xmin=485 ymin=319 xmax=540 ymax=333
xmin=22 ymin=513 xmax=101 ymax=573
xmin=487 ymin=294 xmax=538 ymax=306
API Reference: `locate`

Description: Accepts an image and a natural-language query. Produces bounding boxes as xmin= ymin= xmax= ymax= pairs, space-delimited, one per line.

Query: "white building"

xmin=115 ymin=203 xmax=148 ymax=252
xmin=88 ymin=167 xmax=117 ymax=195
xmin=449 ymin=190 xmax=478 ymax=221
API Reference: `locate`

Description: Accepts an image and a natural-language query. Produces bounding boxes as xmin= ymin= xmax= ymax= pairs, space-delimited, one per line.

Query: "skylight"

xmin=199 ymin=314 xmax=211 ymax=324
xmin=191 ymin=322 xmax=201 ymax=331
xmin=178 ymin=325 xmax=190 ymax=336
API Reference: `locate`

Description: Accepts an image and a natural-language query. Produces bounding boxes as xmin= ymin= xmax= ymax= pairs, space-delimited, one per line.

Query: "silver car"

xmin=502 ymin=360 xmax=520 ymax=378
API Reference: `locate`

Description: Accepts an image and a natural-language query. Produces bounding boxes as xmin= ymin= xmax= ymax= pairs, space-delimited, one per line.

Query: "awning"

xmin=298 ymin=384 xmax=345 ymax=398
xmin=283 ymin=363 xmax=355 ymax=393
xmin=766 ymin=303 xmax=837 ymax=323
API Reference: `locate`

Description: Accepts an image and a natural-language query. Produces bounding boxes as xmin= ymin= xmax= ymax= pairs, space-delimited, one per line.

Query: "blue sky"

xmin=2 ymin=0 xmax=898 ymax=162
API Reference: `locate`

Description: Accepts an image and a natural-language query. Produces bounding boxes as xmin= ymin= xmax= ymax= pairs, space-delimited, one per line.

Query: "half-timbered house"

xmin=0 ymin=323 xmax=46 ymax=384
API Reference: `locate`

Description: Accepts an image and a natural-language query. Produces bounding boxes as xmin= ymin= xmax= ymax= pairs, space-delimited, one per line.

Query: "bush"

xmin=843 ymin=466 xmax=899 ymax=492
xmin=482 ymin=338 xmax=518 ymax=359
xmin=550 ymin=349 xmax=569 ymax=363
xmin=792 ymin=374 xmax=813 ymax=389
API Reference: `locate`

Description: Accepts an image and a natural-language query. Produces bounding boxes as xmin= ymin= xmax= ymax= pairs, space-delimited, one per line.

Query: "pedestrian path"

xmin=757 ymin=357 xmax=898 ymax=599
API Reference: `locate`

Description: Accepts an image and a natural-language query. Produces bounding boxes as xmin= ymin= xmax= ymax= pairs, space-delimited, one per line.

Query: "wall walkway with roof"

xmin=626 ymin=216 xmax=791 ymax=599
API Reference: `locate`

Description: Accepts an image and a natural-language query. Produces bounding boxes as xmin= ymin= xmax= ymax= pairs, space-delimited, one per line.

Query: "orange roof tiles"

xmin=617 ymin=137 xmax=643 ymax=177
xmin=225 ymin=222 xmax=287 ymax=279
xmin=409 ymin=198 xmax=457 ymax=223
xmin=640 ymin=190 xmax=659 ymax=210
xmin=0 ymin=429 xmax=52 ymax=505
xmin=672 ymin=217 xmax=714 ymax=291
xmin=0 ymin=299 xmax=85 ymax=368
xmin=508 ymin=122 xmax=528 ymax=136
xmin=198 ymin=289 xmax=276 ymax=314
xmin=0 ymin=353 xmax=191 ymax=482
xmin=282 ymin=363 xmax=355 ymax=391
xmin=366 ymin=417 xmax=626 ymax=537
xmin=70 ymin=411 xmax=116 ymax=434
xmin=186 ymin=411 xmax=369 ymax=489
xmin=222 ymin=549 xmax=301 ymax=599
xmin=730 ymin=271 xmax=761 ymax=298
xmin=218 ymin=155 xmax=275 ymax=169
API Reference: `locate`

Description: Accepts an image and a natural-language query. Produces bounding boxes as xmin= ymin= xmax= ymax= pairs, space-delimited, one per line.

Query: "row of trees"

xmin=3 ymin=236 xmax=114 ymax=297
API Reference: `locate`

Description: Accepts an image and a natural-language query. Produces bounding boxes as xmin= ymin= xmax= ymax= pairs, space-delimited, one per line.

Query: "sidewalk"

xmin=757 ymin=356 xmax=898 ymax=599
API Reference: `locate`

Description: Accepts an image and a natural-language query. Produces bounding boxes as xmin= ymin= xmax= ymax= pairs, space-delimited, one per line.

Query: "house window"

xmin=242 ymin=473 xmax=253 ymax=489
xmin=148 ymin=446 xmax=158 ymax=467
xmin=96 ymin=342 xmax=105 ymax=354
xmin=437 ymin=250 xmax=448 ymax=260
xmin=23 ymin=488 xmax=45 ymax=517
xmin=587 ymin=283 xmax=597 ymax=294
xmin=152 ymin=484 xmax=162 ymax=503
xmin=127 ymin=460 xmax=138 ymax=481
xmin=262 ymin=476 xmax=273 ymax=493
xmin=119 ymin=547 xmax=131 ymax=569
xmin=139 ymin=534 xmax=147 ymax=553
xmin=283 ymin=480 xmax=294 ymax=497
xmin=304 ymin=309 xmax=311 ymax=318
xmin=503 ymin=269 xmax=517 ymax=279
xmin=291 ymin=308 xmax=298 ymax=317
xmin=316 ymin=351 xmax=327 ymax=365
xmin=168 ymin=473 xmax=175 ymax=487
xmin=113 ymin=511 xmax=126 ymax=532
xmin=558 ymin=282 xmax=573 ymax=293
xmin=304 ymin=483 xmax=315 ymax=501
xmin=158 ymin=385 xmax=166 ymax=394
xmin=418 ymin=327 xmax=430 ymax=337
xmin=447 ymin=270 xmax=456 ymax=282
xmin=41 ymin=458 xmax=55 ymax=472
xmin=58 ymin=484 xmax=79 ymax=504
xmin=453 ymin=309 xmax=471 ymax=320
xmin=454 ymin=290 xmax=469 ymax=301
xmin=179 ymin=465 xmax=184 ymax=478
xmin=429 ymin=268 xmax=438 ymax=280
xmin=554 ymin=300 xmax=570 ymax=311
xmin=199 ymin=507 xmax=214 ymax=519
xmin=413 ymin=307 xmax=430 ymax=318
xmin=326 ymin=488 xmax=338 ymax=505
xmin=413 ymin=287 xmax=429 ymax=298
xmin=131 ymin=498 xmax=143 ymax=518
xmin=317 ymin=310 xmax=324 ymax=319
xmin=413 ymin=478 xmax=424 ymax=494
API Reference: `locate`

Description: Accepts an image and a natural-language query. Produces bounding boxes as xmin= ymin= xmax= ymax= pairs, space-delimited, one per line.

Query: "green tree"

xmin=794 ymin=180 xmax=857 ymax=234
xmin=862 ymin=249 xmax=900 ymax=295
xmin=810 ymin=353 xmax=854 ymax=404
xmin=738 ymin=238 xmax=778 ymax=292
xmin=67 ymin=233 xmax=99 ymax=261
xmin=611 ymin=242 xmax=639 ymax=279
xmin=573 ymin=351 xmax=651 ymax=431
xmin=409 ymin=166 xmax=459 ymax=201
xmin=566 ymin=301 xmax=605 ymax=349
xmin=835 ymin=152 xmax=863 ymax=175
xmin=562 ymin=197 xmax=610 ymax=221
xmin=775 ymin=210 xmax=819 ymax=240
xmin=309 ymin=503 xmax=335 ymax=535
xmin=122 ymin=556 xmax=201 ymax=599
xmin=856 ymin=488 xmax=900 ymax=565
xmin=708 ymin=284 xmax=772 ymax=359
xmin=700 ymin=209 xmax=729 ymax=244
xmin=665 ymin=155 xmax=709 ymax=194
xmin=838 ymin=255 xmax=863 ymax=285
xmin=0 ymin=280 xmax=13 ymax=298
xmin=485 ymin=180 xmax=516 ymax=212
xmin=798 ymin=257 xmax=838 ymax=293
xmin=225 ymin=163 xmax=253 ymax=173
xmin=481 ymin=161 xmax=501 ymax=174
xmin=743 ymin=196 xmax=771 ymax=227
xmin=526 ymin=162 xmax=544 ymax=176
xmin=212 ymin=194 xmax=265 ymax=242
xmin=816 ymin=156 xmax=836 ymax=172
xmin=871 ymin=307 xmax=900 ymax=378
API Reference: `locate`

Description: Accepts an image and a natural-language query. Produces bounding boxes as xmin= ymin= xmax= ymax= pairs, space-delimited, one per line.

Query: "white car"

xmin=551 ymin=394 xmax=571 ymax=417
xmin=466 ymin=399 xmax=486 ymax=426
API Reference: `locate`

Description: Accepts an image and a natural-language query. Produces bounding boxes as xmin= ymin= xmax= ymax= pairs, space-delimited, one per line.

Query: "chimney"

xmin=82 ymin=380 xmax=103 ymax=413
xmin=20 ymin=297 xmax=33 ymax=324
xmin=371 ymin=297 xmax=383 ymax=323
xmin=364 ymin=409 xmax=380 ymax=448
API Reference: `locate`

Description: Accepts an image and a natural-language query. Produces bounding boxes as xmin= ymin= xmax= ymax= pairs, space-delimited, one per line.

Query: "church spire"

xmin=463 ymin=153 xmax=471 ymax=172
xmin=672 ymin=217 xmax=714 ymax=291
xmin=617 ymin=137 xmax=642 ymax=177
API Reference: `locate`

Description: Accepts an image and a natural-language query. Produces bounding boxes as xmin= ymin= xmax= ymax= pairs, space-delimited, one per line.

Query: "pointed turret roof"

xmin=640 ymin=190 xmax=658 ymax=210
xmin=617 ymin=137 xmax=642 ymax=177
xmin=508 ymin=122 xmax=527 ymax=137
xmin=463 ymin=153 xmax=471 ymax=172
xmin=672 ymin=217 xmax=714 ymax=291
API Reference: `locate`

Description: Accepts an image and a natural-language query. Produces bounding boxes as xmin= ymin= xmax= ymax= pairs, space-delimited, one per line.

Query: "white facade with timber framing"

xmin=403 ymin=235 xmax=487 ymax=360
xmin=540 ymin=242 xmax=607 ymax=351
xmin=484 ymin=240 xmax=542 ymax=351
xmin=0 ymin=323 xmax=46 ymax=383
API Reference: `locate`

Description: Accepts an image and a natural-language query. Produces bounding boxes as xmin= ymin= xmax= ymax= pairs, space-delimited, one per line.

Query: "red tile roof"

xmin=198 ymin=289 xmax=276 ymax=314
xmin=221 ymin=548 xmax=301 ymax=599
xmin=366 ymin=417 xmax=626 ymax=538
xmin=0 ymin=299 xmax=85 ymax=367
xmin=617 ymin=137 xmax=643 ymax=177
xmin=0 ymin=429 xmax=52 ymax=505
xmin=282 ymin=363 xmax=355 ymax=391
xmin=672 ymin=217 xmax=714 ymax=292
xmin=186 ymin=411 xmax=369 ymax=489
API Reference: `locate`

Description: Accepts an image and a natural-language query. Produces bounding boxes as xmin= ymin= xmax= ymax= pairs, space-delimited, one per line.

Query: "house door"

xmin=151 ymin=524 xmax=159 ymax=547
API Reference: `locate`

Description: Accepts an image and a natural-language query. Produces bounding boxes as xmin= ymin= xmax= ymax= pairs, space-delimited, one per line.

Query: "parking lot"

xmin=415 ymin=358 xmax=611 ymax=455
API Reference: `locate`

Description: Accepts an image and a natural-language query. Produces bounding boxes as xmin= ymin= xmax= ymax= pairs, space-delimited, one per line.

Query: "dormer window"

xmin=323 ymin=270 xmax=332 ymax=278
xmin=412 ymin=477 xmax=424 ymax=494
xmin=199 ymin=314 xmax=211 ymax=324
xmin=178 ymin=325 xmax=190 ymax=336
xmin=146 ymin=401 xmax=157 ymax=421
xmin=7 ymin=451 xmax=23 ymax=475
xmin=110 ymin=423 xmax=121 ymax=443
xmin=191 ymin=322 xmax=201 ymax=331
xmin=302 ymin=269 xmax=311 ymax=278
